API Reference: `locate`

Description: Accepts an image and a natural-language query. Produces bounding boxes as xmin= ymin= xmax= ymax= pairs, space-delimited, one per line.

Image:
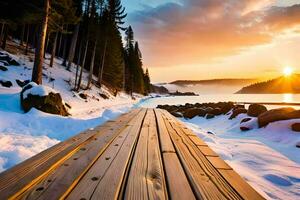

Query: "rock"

xmin=79 ymin=93 xmax=88 ymax=100
xmin=291 ymin=123 xmax=300 ymax=132
xmin=233 ymin=105 xmax=245 ymax=110
xmin=0 ymin=65 xmax=8 ymax=71
xmin=241 ymin=118 xmax=252 ymax=123
xmin=21 ymin=83 xmax=69 ymax=116
xmin=170 ymin=111 xmax=183 ymax=118
xmin=99 ymin=93 xmax=109 ymax=99
xmin=0 ymin=54 xmax=20 ymax=66
xmin=240 ymin=127 xmax=250 ymax=131
xmin=183 ymin=108 xmax=204 ymax=119
xmin=296 ymin=142 xmax=300 ymax=148
xmin=210 ymin=107 xmax=223 ymax=116
xmin=16 ymin=79 xmax=30 ymax=87
xmin=206 ymin=113 xmax=215 ymax=119
xmin=258 ymin=107 xmax=300 ymax=127
xmin=207 ymin=131 xmax=214 ymax=135
xmin=229 ymin=108 xmax=247 ymax=119
xmin=65 ymin=103 xmax=72 ymax=109
xmin=240 ymin=117 xmax=258 ymax=131
xmin=0 ymin=80 xmax=12 ymax=88
xmin=247 ymin=104 xmax=267 ymax=117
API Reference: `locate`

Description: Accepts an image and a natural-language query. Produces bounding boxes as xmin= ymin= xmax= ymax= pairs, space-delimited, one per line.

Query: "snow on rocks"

xmin=22 ymin=82 xmax=56 ymax=99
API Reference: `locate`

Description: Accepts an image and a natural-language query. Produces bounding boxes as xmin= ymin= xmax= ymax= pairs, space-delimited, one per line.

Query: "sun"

xmin=283 ymin=67 xmax=294 ymax=77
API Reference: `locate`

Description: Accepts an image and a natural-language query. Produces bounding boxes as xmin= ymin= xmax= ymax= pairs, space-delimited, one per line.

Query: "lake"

xmin=138 ymin=94 xmax=300 ymax=109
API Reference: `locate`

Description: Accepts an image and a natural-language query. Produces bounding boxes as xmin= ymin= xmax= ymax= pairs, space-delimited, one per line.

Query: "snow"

xmin=0 ymin=47 xmax=138 ymax=172
xmin=22 ymin=82 xmax=56 ymax=98
xmin=180 ymin=113 xmax=300 ymax=200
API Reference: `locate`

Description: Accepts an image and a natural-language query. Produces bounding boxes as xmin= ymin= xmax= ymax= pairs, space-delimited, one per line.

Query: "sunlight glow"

xmin=283 ymin=93 xmax=293 ymax=103
xmin=283 ymin=67 xmax=294 ymax=77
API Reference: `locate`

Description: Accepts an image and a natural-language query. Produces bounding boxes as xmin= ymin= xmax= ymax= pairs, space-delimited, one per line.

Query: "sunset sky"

xmin=123 ymin=0 xmax=300 ymax=83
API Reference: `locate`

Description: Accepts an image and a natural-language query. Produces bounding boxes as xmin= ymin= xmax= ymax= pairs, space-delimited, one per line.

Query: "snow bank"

xmin=181 ymin=114 xmax=300 ymax=200
xmin=0 ymin=48 xmax=138 ymax=172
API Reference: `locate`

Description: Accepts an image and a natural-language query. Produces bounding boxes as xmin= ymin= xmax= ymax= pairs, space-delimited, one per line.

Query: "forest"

xmin=0 ymin=0 xmax=151 ymax=95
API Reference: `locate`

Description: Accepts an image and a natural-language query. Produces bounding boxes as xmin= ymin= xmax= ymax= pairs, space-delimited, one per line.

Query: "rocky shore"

xmin=157 ymin=102 xmax=300 ymax=135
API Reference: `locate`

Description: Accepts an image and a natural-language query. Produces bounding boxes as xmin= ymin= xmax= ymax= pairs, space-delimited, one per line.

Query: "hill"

xmin=170 ymin=79 xmax=257 ymax=86
xmin=236 ymin=74 xmax=300 ymax=94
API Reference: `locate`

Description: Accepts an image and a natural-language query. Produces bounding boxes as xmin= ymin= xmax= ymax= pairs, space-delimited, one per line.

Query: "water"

xmin=138 ymin=94 xmax=300 ymax=108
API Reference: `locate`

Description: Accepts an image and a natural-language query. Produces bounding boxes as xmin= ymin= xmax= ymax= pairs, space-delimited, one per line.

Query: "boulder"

xmin=0 ymin=80 xmax=12 ymax=88
xmin=241 ymin=118 xmax=252 ymax=123
xmin=229 ymin=108 xmax=247 ymax=119
xmin=210 ymin=107 xmax=223 ymax=116
xmin=296 ymin=142 xmax=300 ymax=148
xmin=240 ymin=117 xmax=258 ymax=131
xmin=20 ymin=83 xmax=69 ymax=116
xmin=206 ymin=113 xmax=215 ymax=119
xmin=183 ymin=108 xmax=204 ymax=119
xmin=99 ymin=93 xmax=109 ymax=99
xmin=170 ymin=111 xmax=183 ymax=118
xmin=79 ymin=93 xmax=88 ymax=100
xmin=247 ymin=104 xmax=267 ymax=117
xmin=258 ymin=107 xmax=300 ymax=127
xmin=291 ymin=123 xmax=300 ymax=132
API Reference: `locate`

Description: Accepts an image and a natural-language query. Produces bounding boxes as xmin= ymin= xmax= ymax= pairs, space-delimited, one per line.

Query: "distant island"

xmin=237 ymin=74 xmax=300 ymax=94
xmin=170 ymin=79 xmax=257 ymax=86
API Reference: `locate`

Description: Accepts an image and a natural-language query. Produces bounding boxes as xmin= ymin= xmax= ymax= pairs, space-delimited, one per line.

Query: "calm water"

xmin=138 ymin=94 xmax=300 ymax=109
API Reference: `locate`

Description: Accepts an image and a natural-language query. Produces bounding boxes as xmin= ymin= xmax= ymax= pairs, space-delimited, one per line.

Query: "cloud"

xmin=128 ymin=0 xmax=300 ymax=67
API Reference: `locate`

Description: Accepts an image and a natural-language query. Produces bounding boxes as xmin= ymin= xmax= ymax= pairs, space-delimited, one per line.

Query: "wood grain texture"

xmin=154 ymin=109 xmax=175 ymax=153
xmin=162 ymin=112 xmax=243 ymax=200
xmin=219 ymin=169 xmax=265 ymax=200
xmin=207 ymin=156 xmax=232 ymax=170
xmin=0 ymin=109 xmax=140 ymax=200
xmin=124 ymin=109 xmax=168 ymax=200
xmin=67 ymin=109 xmax=147 ymax=200
xmin=162 ymin=153 xmax=196 ymax=200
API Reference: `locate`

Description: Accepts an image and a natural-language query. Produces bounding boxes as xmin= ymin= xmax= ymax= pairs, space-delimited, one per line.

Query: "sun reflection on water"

xmin=283 ymin=93 xmax=293 ymax=103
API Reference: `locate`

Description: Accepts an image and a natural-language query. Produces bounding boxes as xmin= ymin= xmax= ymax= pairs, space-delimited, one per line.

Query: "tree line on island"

xmin=0 ymin=0 xmax=151 ymax=96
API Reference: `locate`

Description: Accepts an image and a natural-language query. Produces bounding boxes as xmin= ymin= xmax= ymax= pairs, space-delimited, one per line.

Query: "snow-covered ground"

xmin=0 ymin=49 xmax=138 ymax=172
xmin=181 ymin=114 xmax=300 ymax=200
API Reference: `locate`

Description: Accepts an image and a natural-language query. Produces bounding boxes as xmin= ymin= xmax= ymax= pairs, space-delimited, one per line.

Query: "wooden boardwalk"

xmin=0 ymin=108 xmax=264 ymax=200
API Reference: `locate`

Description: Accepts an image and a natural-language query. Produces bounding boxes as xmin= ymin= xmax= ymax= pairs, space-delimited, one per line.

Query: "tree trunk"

xmin=20 ymin=24 xmax=25 ymax=46
xmin=44 ymin=31 xmax=50 ymax=58
xmin=98 ymin=38 xmax=108 ymax=87
xmin=57 ymin=27 xmax=63 ymax=57
xmin=62 ymin=25 xmax=68 ymax=66
xmin=67 ymin=23 xmax=80 ymax=70
xmin=76 ymin=40 xmax=89 ymax=91
xmin=32 ymin=0 xmax=50 ymax=85
xmin=0 ymin=23 xmax=4 ymax=43
xmin=1 ymin=24 xmax=8 ymax=50
xmin=25 ymin=24 xmax=30 ymax=55
xmin=86 ymin=40 xmax=97 ymax=89
xmin=74 ymin=40 xmax=83 ymax=90
xmin=50 ymin=32 xmax=58 ymax=67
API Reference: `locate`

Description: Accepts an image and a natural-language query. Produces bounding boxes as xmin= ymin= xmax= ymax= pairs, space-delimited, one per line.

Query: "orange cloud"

xmin=129 ymin=0 xmax=300 ymax=68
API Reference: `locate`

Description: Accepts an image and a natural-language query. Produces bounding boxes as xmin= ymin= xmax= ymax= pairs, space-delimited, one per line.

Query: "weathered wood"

xmin=0 ymin=109 xmax=139 ymax=200
xmin=162 ymin=112 xmax=243 ymax=200
xmin=124 ymin=109 xmax=168 ymax=200
xmin=0 ymin=108 xmax=264 ymax=200
xmin=219 ymin=169 xmax=265 ymax=200
xmin=21 ymin=110 xmax=143 ymax=200
xmin=66 ymin=109 xmax=147 ymax=200
xmin=162 ymin=153 xmax=196 ymax=200
xmin=154 ymin=109 xmax=175 ymax=153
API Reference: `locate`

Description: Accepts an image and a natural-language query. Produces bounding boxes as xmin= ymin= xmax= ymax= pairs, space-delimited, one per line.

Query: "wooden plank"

xmin=219 ymin=169 xmax=265 ymax=200
xmin=124 ymin=109 xmax=168 ymax=200
xmin=0 ymin=109 xmax=140 ymax=200
xmin=163 ymin=153 xmax=196 ymax=200
xmin=21 ymin=111 xmax=142 ymax=200
xmin=189 ymin=135 xmax=207 ymax=146
xmin=198 ymin=146 xmax=219 ymax=157
xmin=154 ymin=109 xmax=175 ymax=153
xmin=207 ymin=157 xmax=232 ymax=170
xmin=162 ymin=114 xmax=243 ymax=200
xmin=66 ymin=109 xmax=147 ymax=200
